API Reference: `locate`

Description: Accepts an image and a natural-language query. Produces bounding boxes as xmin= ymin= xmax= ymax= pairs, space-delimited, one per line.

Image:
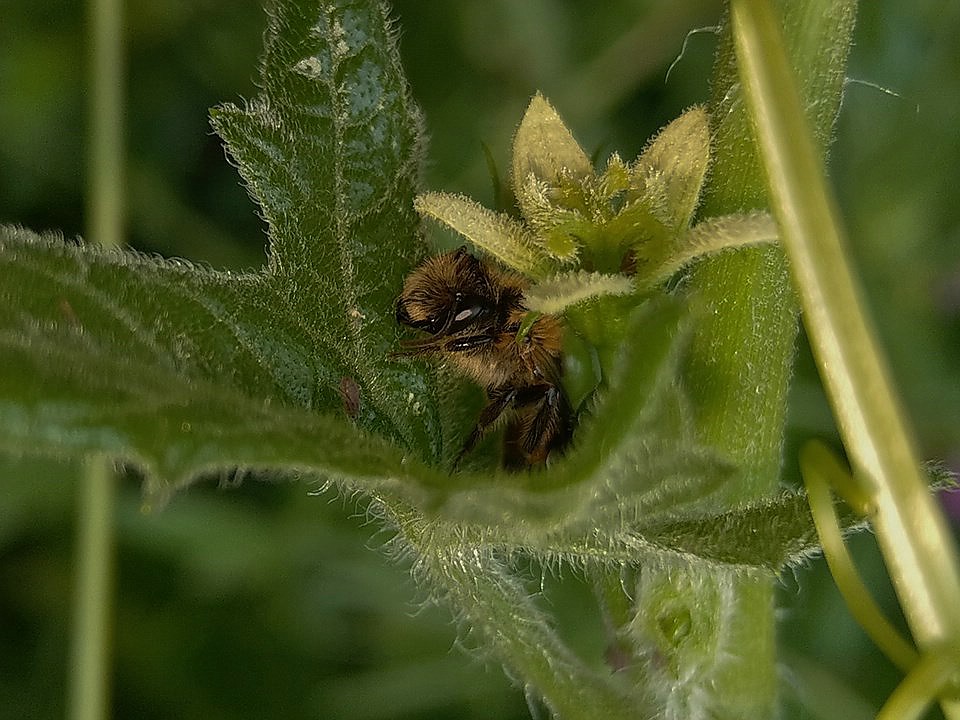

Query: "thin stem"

xmin=801 ymin=442 xmax=919 ymax=674
xmin=68 ymin=457 xmax=118 ymax=720
xmin=877 ymin=648 xmax=960 ymax=720
xmin=730 ymin=0 xmax=960 ymax=714
xmin=86 ymin=0 xmax=124 ymax=246
xmin=69 ymin=0 xmax=124 ymax=716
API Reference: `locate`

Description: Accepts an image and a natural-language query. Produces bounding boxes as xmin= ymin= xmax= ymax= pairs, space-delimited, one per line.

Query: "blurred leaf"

xmin=386 ymin=496 xmax=650 ymax=720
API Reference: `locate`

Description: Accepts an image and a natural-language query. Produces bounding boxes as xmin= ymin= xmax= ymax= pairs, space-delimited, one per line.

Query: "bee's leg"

xmin=393 ymin=332 xmax=493 ymax=359
xmin=524 ymin=385 xmax=572 ymax=455
xmin=390 ymin=336 xmax=447 ymax=358
xmin=503 ymin=384 xmax=572 ymax=468
xmin=453 ymin=387 xmax=517 ymax=468
xmin=444 ymin=334 xmax=496 ymax=352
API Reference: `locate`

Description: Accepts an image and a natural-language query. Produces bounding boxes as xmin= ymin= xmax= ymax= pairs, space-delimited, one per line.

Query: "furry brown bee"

xmin=395 ymin=247 xmax=572 ymax=468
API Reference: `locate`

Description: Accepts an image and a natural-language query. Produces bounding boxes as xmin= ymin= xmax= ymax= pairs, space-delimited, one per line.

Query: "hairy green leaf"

xmin=512 ymin=93 xmax=594 ymax=189
xmin=209 ymin=0 xmax=439 ymax=460
xmin=633 ymin=106 xmax=710 ymax=235
xmin=0 ymin=228 xmax=445 ymax=506
xmin=414 ymin=192 xmax=554 ymax=278
xmin=0 ymin=0 xmax=442 ymax=502
xmin=637 ymin=211 xmax=778 ymax=291
xmin=524 ymin=271 xmax=635 ymax=315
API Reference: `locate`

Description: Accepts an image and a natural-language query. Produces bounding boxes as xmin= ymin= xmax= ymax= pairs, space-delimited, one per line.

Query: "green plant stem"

xmin=676 ymin=1 xmax=855 ymax=716
xmin=877 ymin=648 xmax=960 ymax=720
xmin=68 ymin=457 xmax=117 ymax=720
xmin=801 ymin=442 xmax=919 ymax=675
xmin=730 ymin=0 xmax=960 ymax=715
xmin=69 ymin=0 xmax=123 ymax=716
xmin=86 ymin=0 xmax=124 ymax=246
xmin=384 ymin=496 xmax=645 ymax=720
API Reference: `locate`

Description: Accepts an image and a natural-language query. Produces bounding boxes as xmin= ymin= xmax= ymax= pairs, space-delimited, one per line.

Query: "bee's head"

xmin=396 ymin=247 xmax=494 ymax=336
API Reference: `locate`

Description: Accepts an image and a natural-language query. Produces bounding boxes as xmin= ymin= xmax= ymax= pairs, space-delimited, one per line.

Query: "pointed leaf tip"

xmin=524 ymin=271 xmax=634 ymax=315
xmin=637 ymin=211 xmax=778 ymax=290
xmin=414 ymin=192 xmax=552 ymax=278
xmin=636 ymin=106 xmax=711 ymax=233
xmin=512 ymin=93 xmax=593 ymax=190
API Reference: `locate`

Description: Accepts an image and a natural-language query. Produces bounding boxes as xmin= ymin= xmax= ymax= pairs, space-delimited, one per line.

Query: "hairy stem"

xmin=670 ymin=0 xmax=855 ymax=716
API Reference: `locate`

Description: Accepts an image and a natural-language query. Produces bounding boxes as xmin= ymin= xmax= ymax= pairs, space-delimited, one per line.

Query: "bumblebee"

xmin=395 ymin=247 xmax=572 ymax=468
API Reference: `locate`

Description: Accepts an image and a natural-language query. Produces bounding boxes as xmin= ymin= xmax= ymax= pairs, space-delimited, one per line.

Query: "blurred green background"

xmin=2 ymin=1 xmax=959 ymax=718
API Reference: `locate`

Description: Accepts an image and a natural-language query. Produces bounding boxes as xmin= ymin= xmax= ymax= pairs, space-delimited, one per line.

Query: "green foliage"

xmin=0 ymin=0 xmax=838 ymax=562
xmin=0 ymin=0 xmax=911 ymax=718
xmin=1 ymin=0 xmax=445 ymax=507
xmin=208 ymin=0 xmax=441 ymax=462
xmin=0 ymin=228 xmax=425 ymax=503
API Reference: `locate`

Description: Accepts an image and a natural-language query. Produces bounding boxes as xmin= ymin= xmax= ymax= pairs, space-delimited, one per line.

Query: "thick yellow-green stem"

xmin=731 ymin=0 xmax=960 ymax=716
